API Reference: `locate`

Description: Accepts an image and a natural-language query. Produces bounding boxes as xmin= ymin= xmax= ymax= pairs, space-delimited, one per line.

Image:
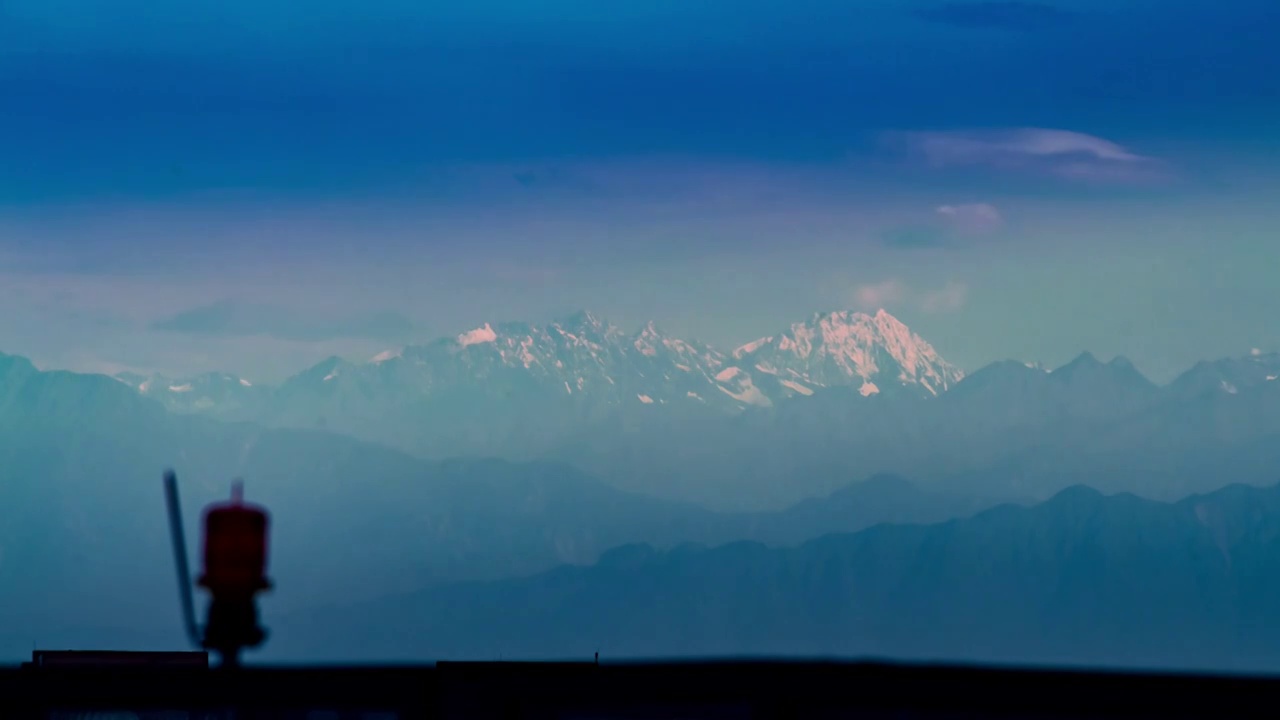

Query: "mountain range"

xmin=5 ymin=321 xmax=1280 ymax=668
xmin=101 ymin=309 xmax=1280 ymax=510
xmin=129 ymin=309 xmax=964 ymax=412
xmin=117 ymin=309 xmax=962 ymax=455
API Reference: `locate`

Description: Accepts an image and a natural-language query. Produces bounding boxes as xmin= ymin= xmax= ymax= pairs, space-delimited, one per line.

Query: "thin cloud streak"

xmin=878 ymin=202 xmax=1004 ymax=249
xmin=885 ymin=128 xmax=1174 ymax=185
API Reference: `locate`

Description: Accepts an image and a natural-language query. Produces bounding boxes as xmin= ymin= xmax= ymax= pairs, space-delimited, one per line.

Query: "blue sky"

xmin=1 ymin=0 xmax=1278 ymax=382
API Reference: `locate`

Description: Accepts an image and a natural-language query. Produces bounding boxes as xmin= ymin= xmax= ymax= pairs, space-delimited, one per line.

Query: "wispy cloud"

xmin=936 ymin=203 xmax=1004 ymax=234
xmin=919 ymin=281 xmax=970 ymax=313
xmin=151 ymin=301 xmax=416 ymax=342
xmin=885 ymin=128 xmax=1172 ymax=184
xmin=916 ymin=2 xmax=1075 ymax=32
xmin=879 ymin=202 xmax=1004 ymax=249
xmin=854 ymin=280 xmax=909 ymax=309
xmin=852 ymin=279 xmax=969 ymax=314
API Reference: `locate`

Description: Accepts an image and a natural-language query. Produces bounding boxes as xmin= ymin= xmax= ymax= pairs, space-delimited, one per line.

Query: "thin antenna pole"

xmin=164 ymin=469 xmax=202 ymax=648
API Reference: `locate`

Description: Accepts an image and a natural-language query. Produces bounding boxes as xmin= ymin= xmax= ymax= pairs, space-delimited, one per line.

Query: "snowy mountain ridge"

xmin=114 ymin=308 xmax=962 ymax=419
xmin=335 ymin=308 xmax=964 ymax=410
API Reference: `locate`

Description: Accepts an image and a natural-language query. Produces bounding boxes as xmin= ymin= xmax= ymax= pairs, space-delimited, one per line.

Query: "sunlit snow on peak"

xmin=715 ymin=367 xmax=743 ymax=382
xmin=717 ymin=374 xmax=772 ymax=407
xmin=733 ymin=336 xmax=773 ymax=358
xmin=633 ymin=323 xmax=661 ymax=356
xmin=779 ymin=379 xmax=814 ymax=396
xmin=730 ymin=309 xmax=963 ymax=397
xmin=458 ymin=323 xmax=499 ymax=347
xmin=129 ymin=308 xmax=973 ymax=426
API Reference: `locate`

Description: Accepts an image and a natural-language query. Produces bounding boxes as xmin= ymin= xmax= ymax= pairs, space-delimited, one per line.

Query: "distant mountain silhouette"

xmin=270 ymin=482 xmax=1280 ymax=673
xmin=0 ymin=352 xmax=994 ymax=661
xmin=939 ymin=352 xmax=1159 ymax=426
xmin=1166 ymin=352 xmax=1280 ymax=400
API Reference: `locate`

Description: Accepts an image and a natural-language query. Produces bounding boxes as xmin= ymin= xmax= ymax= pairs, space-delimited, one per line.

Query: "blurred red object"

xmin=197 ymin=480 xmax=271 ymax=599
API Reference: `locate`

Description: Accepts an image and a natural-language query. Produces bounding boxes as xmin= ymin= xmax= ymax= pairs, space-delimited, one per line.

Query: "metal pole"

xmin=164 ymin=469 xmax=203 ymax=648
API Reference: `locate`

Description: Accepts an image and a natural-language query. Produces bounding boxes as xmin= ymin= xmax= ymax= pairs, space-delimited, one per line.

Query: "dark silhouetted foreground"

xmin=5 ymin=659 xmax=1280 ymax=718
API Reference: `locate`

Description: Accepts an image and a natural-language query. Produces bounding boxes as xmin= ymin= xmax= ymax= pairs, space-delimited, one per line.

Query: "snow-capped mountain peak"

xmin=630 ymin=321 xmax=720 ymax=369
xmin=278 ymin=308 xmax=961 ymax=417
xmin=552 ymin=310 xmax=622 ymax=341
xmin=632 ymin=321 xmax=665 ymax=357
xmin=732 ymin=309 xmax=964 ymax=397
xmin=121 ymin=309 xmax=965 ymax=432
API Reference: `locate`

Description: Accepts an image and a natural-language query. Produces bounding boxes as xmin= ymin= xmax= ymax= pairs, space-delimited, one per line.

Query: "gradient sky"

xmin=2 ymin=0 xmax=1278 ymax=383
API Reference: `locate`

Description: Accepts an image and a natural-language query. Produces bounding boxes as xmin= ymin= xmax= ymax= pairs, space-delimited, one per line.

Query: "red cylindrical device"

xmin=197 ymin=481 xmax=271 ymax=598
